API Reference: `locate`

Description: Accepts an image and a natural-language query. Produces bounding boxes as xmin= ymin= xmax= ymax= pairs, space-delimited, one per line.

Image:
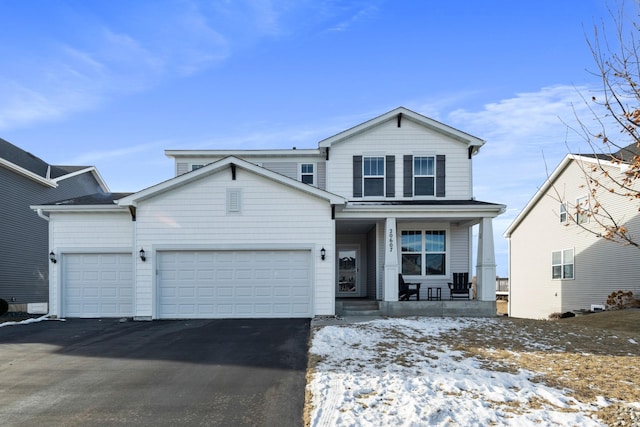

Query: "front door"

xmin=336 ymin=246 xmax=362 ymax=297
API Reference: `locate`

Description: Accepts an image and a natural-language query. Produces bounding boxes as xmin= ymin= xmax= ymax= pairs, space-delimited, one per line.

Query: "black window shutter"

xmin=385 ymin=155 xmax=395 ymax=197
xmin=436 ymin=155 xmax=446 ymax=197
xmin=403 ymin=155 xmax=413 ymax=197
xmin=353 ymin=156 xmax=363 ymax=197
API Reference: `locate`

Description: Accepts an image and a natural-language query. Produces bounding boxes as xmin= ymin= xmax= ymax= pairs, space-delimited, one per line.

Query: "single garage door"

xmin=63 ymin=253 xmax=134 ymax=318
xmin=157 ymin=250 xmax=312 ymax=318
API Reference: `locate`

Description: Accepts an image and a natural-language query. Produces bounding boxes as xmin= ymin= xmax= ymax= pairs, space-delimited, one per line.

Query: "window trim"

xmin=362 ymin=156 xmax=385 ymax=197
xmin=551 ymin=248 xmax=574 ymax=280
xmin=299 ymin=163 xmax=315 ymax=186
xmin=575 ymin=196 xmax=590 ymax=224
xmin=559 ymin=203 xmax=567 ymax=223
xmin=399 ymin=227 xmax=450 ymax=278
xmin=413 ymin=155 xmax=436 ymax=197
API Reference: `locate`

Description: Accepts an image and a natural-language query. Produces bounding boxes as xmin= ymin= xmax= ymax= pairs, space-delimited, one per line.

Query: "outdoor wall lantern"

xmin=139 ymin=248 xmax=146 ymax=262
xmin=320 ymin=247 xmax=326 ymax=261
xmin=49 ymin=251 xmax=57 ymax=264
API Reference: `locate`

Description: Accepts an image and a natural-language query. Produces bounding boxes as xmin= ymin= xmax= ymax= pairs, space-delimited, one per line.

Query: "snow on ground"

xmin=0 ymin=316 xmax=63 ymax=328
xmin=307 ymin=317 xmax=606 ymax=427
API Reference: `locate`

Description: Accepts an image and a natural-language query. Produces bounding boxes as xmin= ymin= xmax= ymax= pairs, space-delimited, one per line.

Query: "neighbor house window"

xmin=552 ymin=249 xmax=574 ymax=279
xmin=414 ymin=156 xmax=435 ymax=196
xmin=363 ymin=156 xmax=385 ymax=196
xmin=191 ymin=164 xmax=204 ymax=171
xmin=576 ymin=196 xmax=590 ymax=224
xmin=401 ymin=230 xmax=447 ymax=276
xmin=559 ymin=203 xmax=567 ymax=223
xmin=300 ymin=163 xmax=314 ymax=185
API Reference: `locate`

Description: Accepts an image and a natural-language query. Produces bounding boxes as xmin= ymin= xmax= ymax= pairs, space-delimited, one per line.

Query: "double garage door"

xmin=63 ymin=250 xmax=311 ymax=318
xmin=157 ymin=250 xmax=312 ymax=319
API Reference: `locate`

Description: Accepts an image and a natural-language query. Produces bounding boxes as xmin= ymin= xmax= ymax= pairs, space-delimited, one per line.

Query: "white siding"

xmin=134 ymin=167 xmax=335 ymax=318
xmin=510 ymin=160 xmax=640 ymax=319
xmin=325 ymin=118 xmax=472 ymax=200
xmin=48 ymin=211 xmax=133 ymax=318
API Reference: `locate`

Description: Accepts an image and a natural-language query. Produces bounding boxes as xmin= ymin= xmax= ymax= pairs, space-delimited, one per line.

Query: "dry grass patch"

xmin=445 ymin=311 xmax=640 ymax=426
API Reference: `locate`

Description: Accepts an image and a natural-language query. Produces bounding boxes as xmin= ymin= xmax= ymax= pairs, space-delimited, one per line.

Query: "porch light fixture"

xmin=320 ymin=247 xmax=326 ymax=261
xmin=139 ymin=248 xmax=146 ymax=262
xmin=49 ymin=251 xmax=57 ymax=264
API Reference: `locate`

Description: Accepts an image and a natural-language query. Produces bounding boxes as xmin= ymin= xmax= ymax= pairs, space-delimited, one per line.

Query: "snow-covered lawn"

xmin=307 ymin=317 xmax=610 ymax=427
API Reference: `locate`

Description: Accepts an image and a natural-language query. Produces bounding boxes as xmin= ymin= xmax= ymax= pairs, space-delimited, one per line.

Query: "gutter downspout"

xmin=36 ymin=208 xmax=50 ymax=221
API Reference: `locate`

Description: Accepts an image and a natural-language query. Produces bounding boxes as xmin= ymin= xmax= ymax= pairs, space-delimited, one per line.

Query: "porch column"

xmin=476 ymin=217 xmax=497 ymax=301
xmin=383 ymin=217 xmax=399 ymax=302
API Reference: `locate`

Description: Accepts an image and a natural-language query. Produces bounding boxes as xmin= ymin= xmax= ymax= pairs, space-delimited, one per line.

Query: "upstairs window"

xmin=300 ymin=163 xmax=314 ymax=185
xmin=191 ymin=164 xmax=204 ymax=171
xmin=576 ymin=196 xmax=590 ymax=224
xmin=363 ymin=156 xmax=385 ymax=197
xmin=414 ymin=156 xmax=435 ymax=196
xmin=552 ymin=249 xmax=574 ymax=279
xmin=559 ymin=203 xmax=567 ymax=223
xmin=403 ymin=155 xmax=445 ymax=197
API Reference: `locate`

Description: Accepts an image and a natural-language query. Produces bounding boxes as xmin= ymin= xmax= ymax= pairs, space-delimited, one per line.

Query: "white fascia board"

xmin=165 ymin=149 xmax=322 ymax=158
xmin=502 ymin=153 xmax=619 ymax=238
xmin=318 ymin=107 xmax=485 ymax=149
xmin=0 ymin=158 xmax=57 ymax=188
xmin=118 ymin=156 xmax=345 ymax=206
xmin=30 ymin=204 xmax=125 ymax=214
xmin=337 ymin=203 xmax=506 ymax=220
xmin=51 ymin=166 xmax=110 ymax=192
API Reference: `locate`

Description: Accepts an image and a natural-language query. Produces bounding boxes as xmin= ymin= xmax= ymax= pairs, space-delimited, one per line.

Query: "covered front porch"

xmin=333 ymin=201 xmax=504 ymax=317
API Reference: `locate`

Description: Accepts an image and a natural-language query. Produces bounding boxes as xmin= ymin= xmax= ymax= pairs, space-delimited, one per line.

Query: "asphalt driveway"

xmin=0 ymin=318 xmax=310 ymax=427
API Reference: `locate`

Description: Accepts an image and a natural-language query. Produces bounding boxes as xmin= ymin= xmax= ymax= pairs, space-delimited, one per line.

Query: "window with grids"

xmin=576 ymin=196 xmax=590 ymax=224
xmin=552 ymin=249 xmax=574 ymax=279
xmin=559 ymin=203 xmax=567 ymax=223
xmin=401 ymin=230 xmax=446 ymax=276
xmin=301 ymin=163 xmax=314 ymax=185
xmin=414 ymin=156 xmax=435 ymax=196
xmin=363 ymin=156 xmax=385 ymax=196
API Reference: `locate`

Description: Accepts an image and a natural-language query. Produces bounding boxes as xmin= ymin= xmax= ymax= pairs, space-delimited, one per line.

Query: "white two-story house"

xmin=33 ymin=107 xmax=505 ymax=319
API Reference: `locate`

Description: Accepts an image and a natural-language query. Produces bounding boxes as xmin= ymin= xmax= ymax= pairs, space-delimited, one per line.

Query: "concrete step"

xmin=337 ymin=300 xmax=381 ymax=316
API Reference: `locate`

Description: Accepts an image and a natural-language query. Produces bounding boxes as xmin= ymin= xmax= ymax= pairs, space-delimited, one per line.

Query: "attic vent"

xmin=227 ymin=188 xmax=241 ymax=214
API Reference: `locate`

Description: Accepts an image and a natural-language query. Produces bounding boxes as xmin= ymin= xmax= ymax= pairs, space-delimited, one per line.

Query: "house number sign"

xmin=389 ymin=229 xmax=394 ymax=252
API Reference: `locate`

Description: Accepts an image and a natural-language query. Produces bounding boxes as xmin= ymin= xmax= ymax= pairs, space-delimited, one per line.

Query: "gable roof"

xmin=117 ymin=156 xmax=346 ymax=206
xmin=318 ymin=107 xmax=485 ymax=153
xmin=0 ymin=138 xmax=109 ymax=191
xmin=504 ymin=151 xmax=630 ymax=238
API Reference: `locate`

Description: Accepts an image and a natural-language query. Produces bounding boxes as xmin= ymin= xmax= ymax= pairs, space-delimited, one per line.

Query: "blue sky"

xmin=1 ymin=0 xmax=635 ymax=276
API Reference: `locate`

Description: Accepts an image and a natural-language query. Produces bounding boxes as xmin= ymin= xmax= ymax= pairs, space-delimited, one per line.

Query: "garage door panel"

xmin=158 ymin=250 xmax=311 ymax=318
xmin=63 ymin=254 xmax=134 ymax=318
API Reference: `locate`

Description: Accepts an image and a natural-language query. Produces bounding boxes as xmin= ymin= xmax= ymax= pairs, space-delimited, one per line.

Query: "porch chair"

xmin=448 ymin=272 xmax=472 ymax=300
xmin=398 ymin=274 xmax=420 ymax=301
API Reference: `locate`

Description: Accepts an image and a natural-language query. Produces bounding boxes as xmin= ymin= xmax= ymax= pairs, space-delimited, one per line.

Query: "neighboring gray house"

xmin=0 ymin=138 xmax=109 ymax=313
xmin=504 ymin=144 xmax=640 ymax=319
xmin=34 ymin=107 xmax=505 ymax=320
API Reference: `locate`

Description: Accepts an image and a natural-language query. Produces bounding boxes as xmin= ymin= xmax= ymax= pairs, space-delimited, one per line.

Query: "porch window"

xmin=363 ymin=156 xmax=385 ymax=196
xmin=401 ymin=230 xmax=446 ymax=276
xmin=551 ymin=248 xmax=574 ymax=279
xmin=300 ymin=163 xmax=314 ymax=185
xmin=414 ymin=156 xmax=435 ymax=196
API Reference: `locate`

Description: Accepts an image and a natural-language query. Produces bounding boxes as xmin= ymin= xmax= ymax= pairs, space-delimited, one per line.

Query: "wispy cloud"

xmin=323 ymin=3 xmax=380 ymax=33
xmin=0 ymin=1 xmax=230 ymax=132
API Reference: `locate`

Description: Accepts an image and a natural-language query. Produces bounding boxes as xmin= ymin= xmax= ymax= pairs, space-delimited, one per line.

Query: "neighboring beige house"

xmin=504 ymin=146 xmax=640 ymax=319
xmin=33 ymin=107 xmax=505 ymax=320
